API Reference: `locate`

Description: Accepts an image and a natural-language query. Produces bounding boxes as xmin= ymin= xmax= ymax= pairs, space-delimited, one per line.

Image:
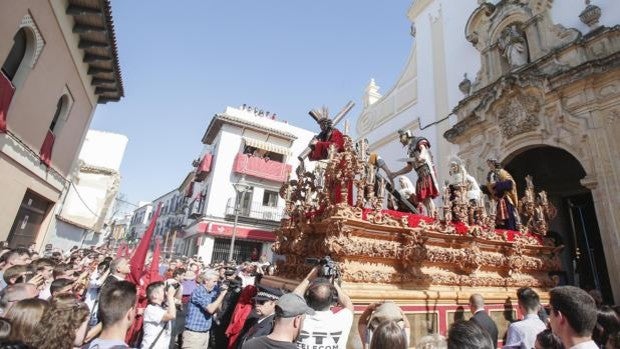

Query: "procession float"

xmin=262 ymin=101 xmax=563 ymax=347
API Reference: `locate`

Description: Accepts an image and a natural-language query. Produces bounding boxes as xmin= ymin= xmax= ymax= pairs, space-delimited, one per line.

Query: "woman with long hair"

xmin=30 ymin=294 xmax=90 ymax=349
xmin=369 ymin=321 xmax=408 ymax=349
xmin=594 ymin=306 xmax=620 ymax=347
xmin=4 ymin=299 xmax=48 ymax=346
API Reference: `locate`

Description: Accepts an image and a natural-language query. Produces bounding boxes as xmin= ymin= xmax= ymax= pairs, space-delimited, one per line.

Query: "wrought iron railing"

xmin=224 ymin=201 xmax=283 ymax=222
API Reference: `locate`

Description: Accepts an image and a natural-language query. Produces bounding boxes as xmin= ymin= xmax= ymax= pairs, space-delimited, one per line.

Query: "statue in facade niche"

xmin=498 ymin=24 xmax=529 ymax=69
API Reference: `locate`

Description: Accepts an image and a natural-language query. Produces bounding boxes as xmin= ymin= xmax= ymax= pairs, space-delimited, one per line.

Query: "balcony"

xmin=232 ymin=153 xmax=291 ymax=183
xmin=0 ymin=70 xmax=15 ymax=132
xmin=224 ymin=201 xmax=283 ymax=223
xmin=195 ymin=154 xmax=213 ymax=182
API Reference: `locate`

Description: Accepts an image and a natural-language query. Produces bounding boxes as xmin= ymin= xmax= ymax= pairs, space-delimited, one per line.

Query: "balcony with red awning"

xmin=232 ymin=153 xmax=291 ymax=183
xmin=195 ymin=154 xmax=213 ymax=182
xmin=0 ymin=71 xmax=15 ymax=133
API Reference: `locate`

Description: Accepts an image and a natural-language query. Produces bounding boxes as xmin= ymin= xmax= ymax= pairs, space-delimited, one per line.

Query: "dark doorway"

xmin=7 ymin=190 xmax=52 ymax=248
xmin=504 ymin=146 xmax=612 ymax=303
xmin=211 ymin=238 xmax=261 ymax=264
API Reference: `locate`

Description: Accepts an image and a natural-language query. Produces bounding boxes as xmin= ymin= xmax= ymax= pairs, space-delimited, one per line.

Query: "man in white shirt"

xmin=85 ymin=261 xmax=111 ymax=311
xmin=141 ymin=281 xmax=177 ymax=349
xmin=548 ymin=286 xmax=598 ymax=349
xmin=504 ymin=287 xmax=547 ymax=349
xmin=293 ymin=266 xmax=354 ymax=349
xmin=33 ymin=258 xmax=55 ymax=300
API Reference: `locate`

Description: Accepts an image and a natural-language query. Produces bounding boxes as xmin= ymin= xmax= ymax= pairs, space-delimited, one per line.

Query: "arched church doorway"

xmin=503 ymin=146 xmax=612 ymax=302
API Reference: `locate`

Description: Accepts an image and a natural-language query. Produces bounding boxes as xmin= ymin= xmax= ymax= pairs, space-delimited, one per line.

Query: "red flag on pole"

xmin=125 ymin=203 xmax=161 ymax=346
xmin=148 ymin=239 xmax=163 ymax=283
xmin=127 ymin=203 xmax=161 ymax=284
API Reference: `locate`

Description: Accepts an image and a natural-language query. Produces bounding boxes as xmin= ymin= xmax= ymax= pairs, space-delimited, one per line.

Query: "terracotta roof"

xmin=66 ymin=0 xmax=124 ymax=103
xmin=202 ymin=113 xmax=297 ymax=145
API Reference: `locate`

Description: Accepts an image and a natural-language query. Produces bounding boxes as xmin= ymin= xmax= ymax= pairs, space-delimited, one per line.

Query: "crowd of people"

xmin=0 ymin=243 xmax=618 ymax=349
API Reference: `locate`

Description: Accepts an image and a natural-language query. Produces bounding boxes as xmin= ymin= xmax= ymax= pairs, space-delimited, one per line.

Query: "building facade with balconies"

xmin=151 ymin=189 xmax=185 ymax=254
xmin=128 ymin=202 xmax=153 ymax=242
xmin=0 ymin=0 xmax=124 ymax=249
xmin=181 ymin=105 xmax=315 ymax=263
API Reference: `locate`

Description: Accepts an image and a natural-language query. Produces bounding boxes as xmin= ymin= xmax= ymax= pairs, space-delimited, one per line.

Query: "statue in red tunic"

xmin=308 ymin=118 xmax=344 ymax=161
xmin=298 ymin=102 xmax=354 ymax=205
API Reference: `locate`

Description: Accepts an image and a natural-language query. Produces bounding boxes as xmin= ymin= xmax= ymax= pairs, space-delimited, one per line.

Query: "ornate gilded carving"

xmin=520 ymin=176 xmax=557 ymax=236
xmin=274 ymin=134 xmax=561 ymax=289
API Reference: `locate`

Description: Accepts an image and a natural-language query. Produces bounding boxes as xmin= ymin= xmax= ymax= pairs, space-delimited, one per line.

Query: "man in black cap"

xmin=242 ymin=293 xmax=314 ymax=349
xmin=235 ymin=285 xmax=283 ymax=348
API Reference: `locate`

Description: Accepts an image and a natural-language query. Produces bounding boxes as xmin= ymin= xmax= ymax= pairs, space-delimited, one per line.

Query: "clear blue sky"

xmin=91 ymin=0 xmax=413 ymax=211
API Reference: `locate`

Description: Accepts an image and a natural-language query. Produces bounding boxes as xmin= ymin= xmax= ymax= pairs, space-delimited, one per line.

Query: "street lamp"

xmin=228 ymin=176 xmax=251 ymax=261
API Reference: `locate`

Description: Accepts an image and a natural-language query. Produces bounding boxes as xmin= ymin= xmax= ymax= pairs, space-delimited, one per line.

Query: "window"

xmin=239 ymin=187 xmax=253 ymax=215
xmin=198 ymin=185 xmax=208 ymax=214
xmin=262 ymin=190 xmax=278 ymax=207
xmin=1 ymin=28 xmax=27 ymax=81
xmin=49 ymin=94 xmax=69 ymax=133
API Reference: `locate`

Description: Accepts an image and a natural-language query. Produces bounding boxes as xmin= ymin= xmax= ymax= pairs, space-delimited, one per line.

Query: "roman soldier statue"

xmin=387 ymin=129 xmax=440 ymax=216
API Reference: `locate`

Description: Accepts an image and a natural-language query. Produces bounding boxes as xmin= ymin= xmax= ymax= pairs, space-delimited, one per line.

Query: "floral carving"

xmin=497 ymin=93 xmax=541 ymax=139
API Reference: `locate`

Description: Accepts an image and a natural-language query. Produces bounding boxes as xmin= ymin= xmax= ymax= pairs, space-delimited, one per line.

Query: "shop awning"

xmin=243 ymin=137 xmax=292 ymax=156
xmin=197 ymin=221 xmax=276 ymax=242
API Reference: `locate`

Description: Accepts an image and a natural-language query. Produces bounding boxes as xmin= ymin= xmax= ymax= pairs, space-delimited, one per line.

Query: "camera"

xmin=305 ymin=256 xmax=340 ymax=280
xmin=166 ymin=281 xmax=180 ymax=291
xmin=222 ymin=276 xmax=242 ymax=293
xmin=223 ymin=268 xmax=236 ymax=277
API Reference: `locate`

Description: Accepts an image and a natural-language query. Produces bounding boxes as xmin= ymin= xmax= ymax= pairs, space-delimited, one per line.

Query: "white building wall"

xmin=52 ymin=220 xmax=101 ymax=251
xmin=60 ymin=172 xmax=117 ymax=228
xmin=197 ymin=236 xmax=214 ymax=262
xmin=77 ymin=130 xmax=128 ymax=171
xmin=205 ymin=127 xmax=243 ymax=218
xmin=50 ymin=130 xmax=128 ymax=247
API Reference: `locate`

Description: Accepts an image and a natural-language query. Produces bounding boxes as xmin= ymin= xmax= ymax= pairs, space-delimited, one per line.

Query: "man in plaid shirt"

xmin=182 ymin=270 xmax=228 ymax=349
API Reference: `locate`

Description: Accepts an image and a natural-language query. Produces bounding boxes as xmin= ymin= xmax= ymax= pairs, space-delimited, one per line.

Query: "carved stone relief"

xmin=495 ymin=92 xmax=541 ymax=139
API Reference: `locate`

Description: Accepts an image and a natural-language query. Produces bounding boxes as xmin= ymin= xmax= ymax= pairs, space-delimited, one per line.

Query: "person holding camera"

xmin=182 ymin=270 xmax=228 ymax=349
xmin=292 ymin=266 xmax=354 ymax=349
xmin=211 ymin=268 xmax=244 ymax=349
xmin=84 ymin=261 xmax=111 ymax=312
xmin=140 ymin=281 xmax=177 ymax=349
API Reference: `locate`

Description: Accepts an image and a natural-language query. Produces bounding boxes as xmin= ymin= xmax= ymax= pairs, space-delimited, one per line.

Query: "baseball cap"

xmin=275 ymin=293 xmax=315 ymax=318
